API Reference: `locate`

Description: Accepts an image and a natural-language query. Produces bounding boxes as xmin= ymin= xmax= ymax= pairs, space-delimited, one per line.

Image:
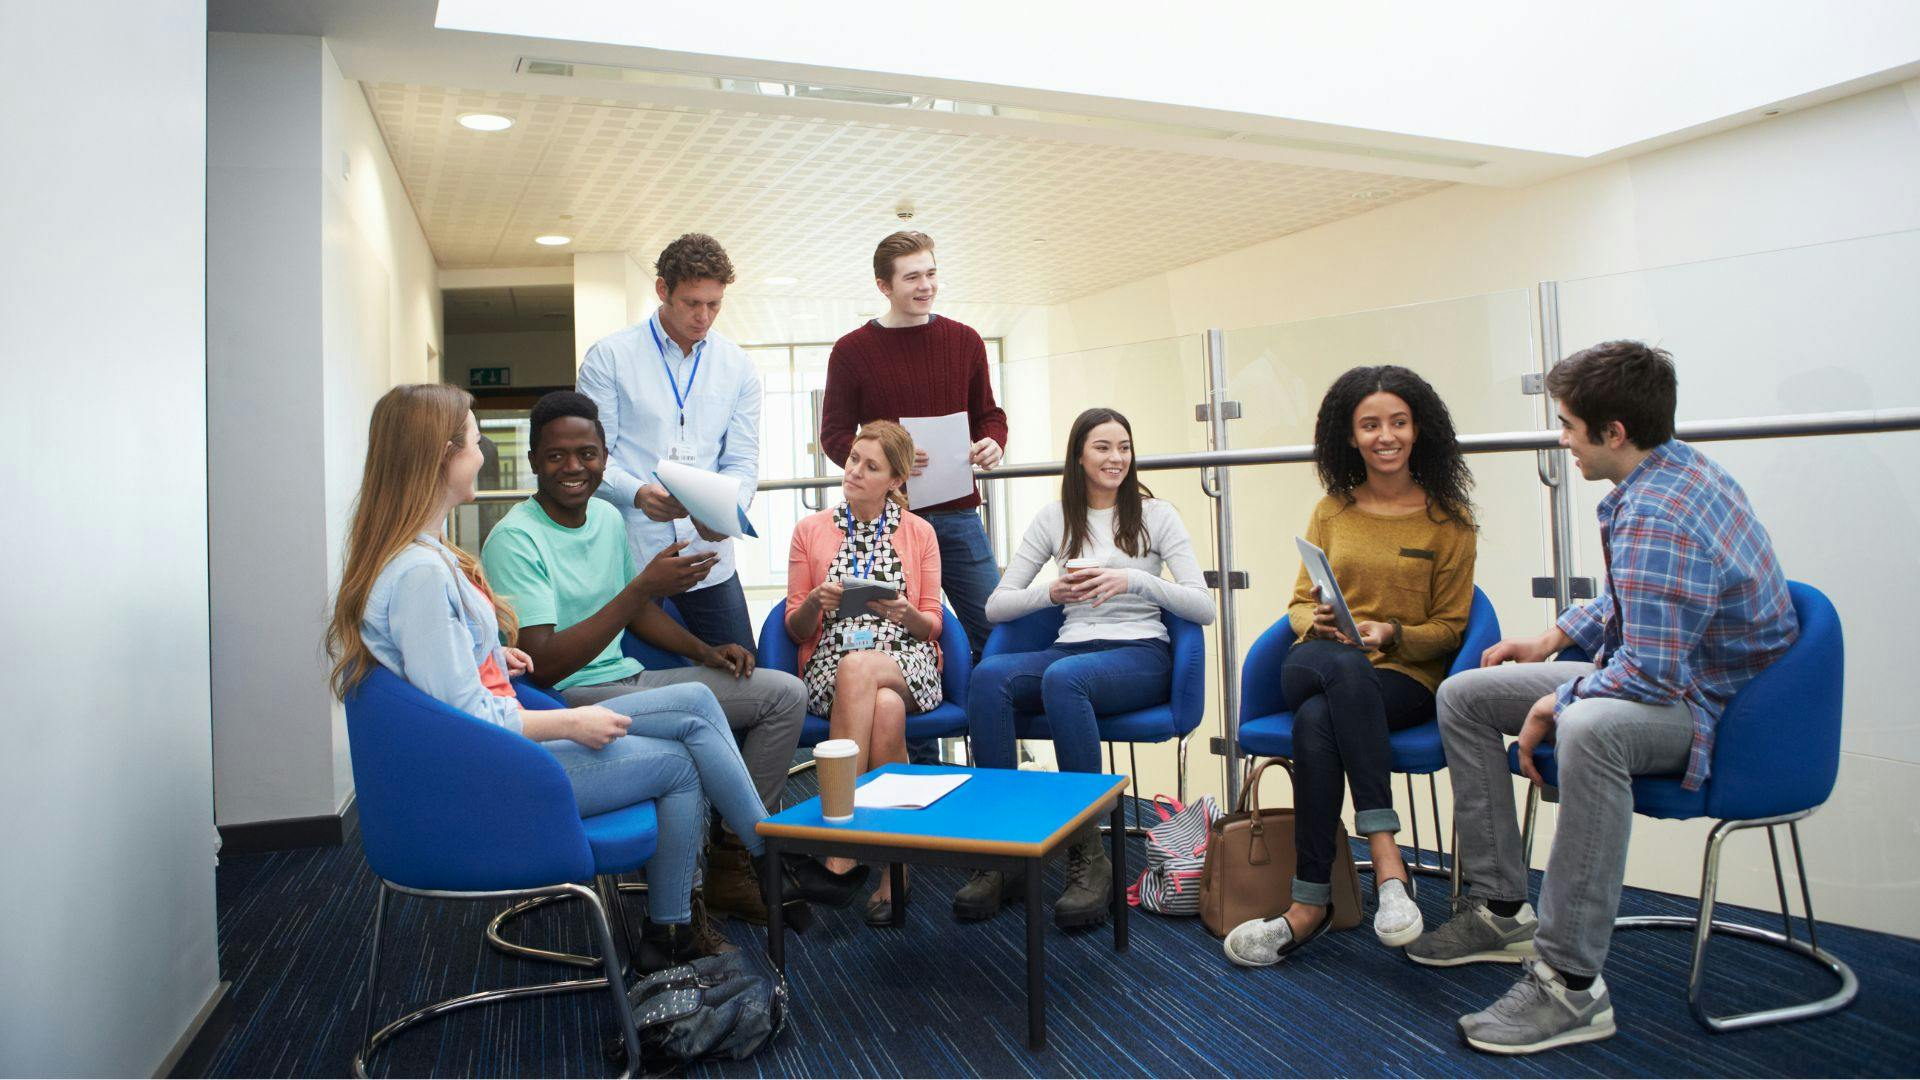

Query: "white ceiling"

xmin=439 ymin=0 xmax=1920 ymax=158
xmin=365 ymin=81 xmax=1449 ymax=308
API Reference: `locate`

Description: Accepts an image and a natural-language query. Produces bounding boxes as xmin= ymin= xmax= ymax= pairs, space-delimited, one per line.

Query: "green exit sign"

xmin=468 ymin=367 xmax=512 ymax=387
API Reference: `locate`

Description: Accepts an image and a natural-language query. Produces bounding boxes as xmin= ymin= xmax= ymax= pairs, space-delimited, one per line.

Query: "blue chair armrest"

xmin=347 ymin=668 xmax=594 ymax=891
xmin=1240 ymin=616 xmax=1299 ymax=724
xmin=621 ymin=597 xmax=694 ymax=671
xmin=1165 ymin=611 xmax=1207 ymax=737
xmin=756 ymin=599 xmax=801 ymax=677
xmin=982 ymin=606 xmax=1066 ymax=660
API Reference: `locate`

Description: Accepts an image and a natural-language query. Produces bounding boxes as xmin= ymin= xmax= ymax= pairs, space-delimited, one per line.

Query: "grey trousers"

xmin=563 ymin=666 xmax=807 ymax=813
xmin=1437 ymin=661 xmax=1693 ymax=977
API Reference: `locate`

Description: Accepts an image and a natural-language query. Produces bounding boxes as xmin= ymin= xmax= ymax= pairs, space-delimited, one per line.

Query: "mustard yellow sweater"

xmin=1287 ymin=494 xmax=1477 ymax=693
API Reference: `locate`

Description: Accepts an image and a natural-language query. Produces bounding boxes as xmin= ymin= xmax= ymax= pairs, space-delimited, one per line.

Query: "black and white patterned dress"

xmin=802 ymin=501 xmax=944 ymax=716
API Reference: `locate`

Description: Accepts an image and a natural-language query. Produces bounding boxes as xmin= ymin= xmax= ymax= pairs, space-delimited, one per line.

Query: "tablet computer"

xmin=1295 ymin=536 xmax=1364 ymax=645
xmin=839 ymin=576 xmax=902 ymax=614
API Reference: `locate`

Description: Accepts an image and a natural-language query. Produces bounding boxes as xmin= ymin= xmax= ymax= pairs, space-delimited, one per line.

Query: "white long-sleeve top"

xmin=987 ymin=499 xmax=1215 ymax=644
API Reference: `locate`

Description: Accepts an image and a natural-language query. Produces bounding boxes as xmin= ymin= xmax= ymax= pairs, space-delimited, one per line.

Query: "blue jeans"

xmin=968 ymin=638 xmax=1173 ymax=773
xmin=671 ymin=572 xmax=755 ymax=651
xmin=920 ymin=509 xmax=998 ymax=660
xmin=543 ymin=682 xmax=767 ymax=924
xmin=915 ymin=510 xmax=1000 ymax=766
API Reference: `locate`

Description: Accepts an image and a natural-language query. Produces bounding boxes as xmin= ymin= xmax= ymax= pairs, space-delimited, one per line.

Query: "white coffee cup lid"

xmin=815 ymin=738 xmax=859 ymax=758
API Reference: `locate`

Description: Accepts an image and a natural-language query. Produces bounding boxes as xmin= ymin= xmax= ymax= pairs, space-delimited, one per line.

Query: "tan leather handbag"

xmin=1199 ymin=760 xmax=1363 ymax=937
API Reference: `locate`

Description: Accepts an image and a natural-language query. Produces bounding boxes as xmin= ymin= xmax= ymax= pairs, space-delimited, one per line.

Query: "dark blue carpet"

xmin=198 ymin=778 xmax=1920 ymax=1078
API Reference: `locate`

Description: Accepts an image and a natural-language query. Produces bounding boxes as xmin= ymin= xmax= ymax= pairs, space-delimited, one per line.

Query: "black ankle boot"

xmin=750 ymin=852 xmax=869 ymax=909
xmin=637 ymin=920 xmax=701 ymax=974
xmin=746 ymin=853 xmax=824 ymax=929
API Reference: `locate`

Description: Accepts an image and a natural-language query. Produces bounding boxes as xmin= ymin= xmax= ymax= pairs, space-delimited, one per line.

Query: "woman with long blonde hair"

xmin=329 ymin=384 xmax=859 ymax=969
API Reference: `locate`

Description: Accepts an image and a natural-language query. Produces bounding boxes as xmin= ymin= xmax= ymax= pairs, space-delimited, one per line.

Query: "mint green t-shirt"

xmin=481 ymin=497 xmax=643 ymax=691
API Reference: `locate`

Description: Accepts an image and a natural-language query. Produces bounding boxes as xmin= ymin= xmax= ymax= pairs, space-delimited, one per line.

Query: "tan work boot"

xmin=704 ymin=832 xmax=772 ymax=924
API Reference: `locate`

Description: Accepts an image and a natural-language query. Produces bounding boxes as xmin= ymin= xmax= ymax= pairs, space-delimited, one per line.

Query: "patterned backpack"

xmin=1126 ymin=794 xmax=1221 ymax=916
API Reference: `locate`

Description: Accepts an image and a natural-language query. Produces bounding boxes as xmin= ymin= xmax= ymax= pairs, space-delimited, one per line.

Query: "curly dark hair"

xmin=1312 ymin=365 xmax=1475 ymax=528
xmin=528 ymin=390 xmax=604 ymax=451
xmin=654 ymin=233 xmax=736 ymax=293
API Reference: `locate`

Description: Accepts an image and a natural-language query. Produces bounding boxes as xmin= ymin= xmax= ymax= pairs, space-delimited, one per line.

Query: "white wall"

xmin=1033 ymin=77 xmax=1920 ymax=936
xmin=574 ymin=251 xmax=656 ymax=368
xmin=209 ymin=33 xmax=443 ymax=827
xmin=0 ymin=3 xmax=221 ymax=1074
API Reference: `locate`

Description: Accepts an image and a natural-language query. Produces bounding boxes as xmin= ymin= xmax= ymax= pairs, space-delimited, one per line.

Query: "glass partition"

xmin=1557 ymin=227 xmax=1920 ymax=767
xmin=1214 ymin=292 xmax=1543 ymax=806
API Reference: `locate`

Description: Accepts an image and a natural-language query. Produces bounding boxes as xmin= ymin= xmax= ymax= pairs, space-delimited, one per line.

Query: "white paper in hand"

xmin=852 ymin=771 xmax=970 ymax=810
xmin=654 ymin=459 xmax=758 ymax=539
xmin=900 ymin=412 xmax=976 ymax=510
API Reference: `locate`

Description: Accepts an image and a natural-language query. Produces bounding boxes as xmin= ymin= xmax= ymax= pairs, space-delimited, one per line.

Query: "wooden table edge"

xmin=757 ymin=775 xmax=1129 ymax=859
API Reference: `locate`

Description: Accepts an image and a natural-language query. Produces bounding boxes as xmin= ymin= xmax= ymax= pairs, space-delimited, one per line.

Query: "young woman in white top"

xmin=954 ymin=407 xmax=1214 ymax=927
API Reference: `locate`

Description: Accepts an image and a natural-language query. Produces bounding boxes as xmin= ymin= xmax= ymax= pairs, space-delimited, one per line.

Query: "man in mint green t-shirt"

xmin=482 ymin=392 xmax=807 ymax=927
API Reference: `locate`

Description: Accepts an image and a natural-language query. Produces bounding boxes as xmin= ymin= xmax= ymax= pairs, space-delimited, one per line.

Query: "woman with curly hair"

xmin=1225 ymin=365 xmax=1477 ymax=967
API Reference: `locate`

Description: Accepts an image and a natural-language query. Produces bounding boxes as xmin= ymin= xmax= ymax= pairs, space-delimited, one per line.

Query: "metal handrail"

xmin=464 ymin=406 xmax=1920 ymax=505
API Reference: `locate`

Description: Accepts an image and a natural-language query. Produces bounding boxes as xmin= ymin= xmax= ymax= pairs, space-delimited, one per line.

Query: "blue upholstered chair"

xmin=979 ymin=607 xmax=1207 ymax=827
xmin=1507 ymin=581 xmax=1855 ymax=1031
xmin=345 ymin=668 xmax=659 ymax=1077
xmin=1237 ymin=586 xmax=1501 ymax=880
xmin=618 ymin=596 xmax=694 ymax=672
xmin=756 ymin=599 xmax=975 ymax=749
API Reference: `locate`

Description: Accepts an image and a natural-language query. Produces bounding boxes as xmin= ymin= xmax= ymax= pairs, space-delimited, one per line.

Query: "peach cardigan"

xmin=785 ymin=504 xmax=944 ymax=673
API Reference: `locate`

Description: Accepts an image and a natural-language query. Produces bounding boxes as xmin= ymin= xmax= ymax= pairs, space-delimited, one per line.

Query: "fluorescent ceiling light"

xmin=442 ymin=0 xmax=1920 ymax=157
xmin=534 ymin=234 xmax=572 ymax=246
xmin=764 ymin=276 xmax=799 ymax=286
xmin=458 ymin=112 xmax=514 ymax=131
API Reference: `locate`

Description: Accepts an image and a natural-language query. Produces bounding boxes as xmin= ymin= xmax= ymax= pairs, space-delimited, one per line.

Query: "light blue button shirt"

xmin=577 ymin=311 xmax=761 ymax=591
xmin=360 ymin=534 xmax=521 ymax=732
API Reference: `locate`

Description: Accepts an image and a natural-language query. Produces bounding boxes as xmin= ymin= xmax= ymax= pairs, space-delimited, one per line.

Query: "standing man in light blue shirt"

xmin=578 ymin=234 xmax=761 ymax=650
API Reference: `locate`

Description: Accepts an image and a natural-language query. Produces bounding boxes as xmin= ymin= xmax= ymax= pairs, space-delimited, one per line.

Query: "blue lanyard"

xmin=649 ymin=318 xmax=704 ymax=430
xmin=841 ymin=504 xmax=893 ymax=580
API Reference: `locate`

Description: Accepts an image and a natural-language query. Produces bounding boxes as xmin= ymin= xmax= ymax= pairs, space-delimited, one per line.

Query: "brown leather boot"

xmin=689 ymin=889 xmax=737 ymax=957
xmin=704 ymin=831 xmax=772 ymax=924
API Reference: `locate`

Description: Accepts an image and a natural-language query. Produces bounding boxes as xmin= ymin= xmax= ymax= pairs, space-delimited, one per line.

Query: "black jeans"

xmin=1280 ymin=639 xmax=1434 ymax=905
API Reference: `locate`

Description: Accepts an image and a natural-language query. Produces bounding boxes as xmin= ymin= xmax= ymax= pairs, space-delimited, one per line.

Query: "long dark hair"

xmin=1312 ymin=365 xmax=1475 ymax=528
xmin=1062 ymin=407 xmax=1155 ymax=559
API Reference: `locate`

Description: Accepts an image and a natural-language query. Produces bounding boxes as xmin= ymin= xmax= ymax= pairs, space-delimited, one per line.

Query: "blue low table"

xmin=757 ymin=763 xmax=1130 ymax=1050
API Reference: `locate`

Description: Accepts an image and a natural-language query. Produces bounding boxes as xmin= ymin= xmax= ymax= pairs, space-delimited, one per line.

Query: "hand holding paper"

xmin=653 ymin=460 xmax=759 ymax=539
xmin=900 ymin=412 xmax=976 ymax=510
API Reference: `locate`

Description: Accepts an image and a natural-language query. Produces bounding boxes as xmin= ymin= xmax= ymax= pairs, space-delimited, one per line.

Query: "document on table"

xmin=900 ymin=412 xmax=976 ymax=510
xmin=655 ymin=459 xmax=759 ymax=539
xmin=853 ymin=771 xmax=971 ymax=810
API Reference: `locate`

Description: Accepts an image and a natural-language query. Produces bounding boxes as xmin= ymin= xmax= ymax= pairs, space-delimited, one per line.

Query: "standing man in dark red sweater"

xmin=820 ymin=231 xmax=1007 ymax=668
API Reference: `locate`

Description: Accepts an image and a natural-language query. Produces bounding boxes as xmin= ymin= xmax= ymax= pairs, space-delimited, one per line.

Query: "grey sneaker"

xmin=1405 ymin=896 xmax=1538 ymax=967
xmin=1458 ymin=959 xmax=1616 ymax=1054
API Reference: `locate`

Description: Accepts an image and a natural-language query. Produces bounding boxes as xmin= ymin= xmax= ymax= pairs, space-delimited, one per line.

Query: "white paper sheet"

xmin=900 ymin=412 xmax=976 ymax=510
xmin=852 ymin=771 xmax=971 ymax=810
xmin=654 ymin=459 xmax=759 ymax=539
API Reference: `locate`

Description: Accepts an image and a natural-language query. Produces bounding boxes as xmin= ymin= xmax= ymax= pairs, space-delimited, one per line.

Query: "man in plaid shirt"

xmin=1407 ymin=341 xmax=1797 ymax=1055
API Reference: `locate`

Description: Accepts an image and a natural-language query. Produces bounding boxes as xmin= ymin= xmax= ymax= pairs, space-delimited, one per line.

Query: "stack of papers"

xmin=852 ymin=772 xmax=970 ymax=810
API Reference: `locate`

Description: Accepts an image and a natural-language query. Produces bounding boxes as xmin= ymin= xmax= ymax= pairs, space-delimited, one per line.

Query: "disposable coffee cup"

xmin=815 ymin=738 xmax=859 ymax=823
xmin=1064 ymin=557 xmax=1101 ymax=576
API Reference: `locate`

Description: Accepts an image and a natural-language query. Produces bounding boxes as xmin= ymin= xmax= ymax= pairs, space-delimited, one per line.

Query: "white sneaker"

xmin=1374 ymin=877 xmax=1423 ymax=947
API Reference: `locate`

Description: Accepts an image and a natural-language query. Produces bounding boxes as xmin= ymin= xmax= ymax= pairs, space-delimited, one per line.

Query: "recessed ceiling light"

xmin=1032 ymin=238 xmax=1047 ymax=245
xmin=764 ymin=276 xmax=799 ymax=286
xmin=458 ymin=113 xmax=514 ymax=132
xmin=534 ymin=234 xmax=572 ymax=246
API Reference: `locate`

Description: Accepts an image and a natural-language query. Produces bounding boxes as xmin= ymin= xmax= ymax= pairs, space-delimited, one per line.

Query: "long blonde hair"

xmin=326 ymin=384 xmax=517 ymax=698
xmin=852 ymin=420 xmax=915 ymax=510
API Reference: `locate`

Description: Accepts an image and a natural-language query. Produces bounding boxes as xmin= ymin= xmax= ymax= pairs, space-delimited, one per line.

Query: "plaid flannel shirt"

xmin=1554 ymin=440 xmax=1797 ymax=789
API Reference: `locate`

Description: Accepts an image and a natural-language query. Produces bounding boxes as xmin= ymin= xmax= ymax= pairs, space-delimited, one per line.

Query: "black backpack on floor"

xmin=607 ymin=952 xmax=789 ymax=1074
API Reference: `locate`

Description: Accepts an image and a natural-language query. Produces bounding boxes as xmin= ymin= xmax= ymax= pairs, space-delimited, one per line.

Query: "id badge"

xmin=667 ymin=441 xmax=698 ymax=465
xmin=844 ymin=627 xmax=878 ymax=652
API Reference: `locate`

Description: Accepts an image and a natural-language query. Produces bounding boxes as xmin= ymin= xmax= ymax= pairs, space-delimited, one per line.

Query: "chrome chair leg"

xmin=488 ymin=881 xmax=651 ymax=970
xmin=355 ymin=881 xmax=642 ymax=1078
xmin=1614 ymin=810 xmax=1857 ymax=1032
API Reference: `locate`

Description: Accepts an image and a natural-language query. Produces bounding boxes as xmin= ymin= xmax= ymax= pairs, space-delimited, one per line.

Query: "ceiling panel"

xmin=368 ymin=82 xmax=1451 ymax=308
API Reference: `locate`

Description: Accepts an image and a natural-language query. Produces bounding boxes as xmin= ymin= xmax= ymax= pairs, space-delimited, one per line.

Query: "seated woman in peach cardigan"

xmin=785 ymin=419 xmax=944 ymax=921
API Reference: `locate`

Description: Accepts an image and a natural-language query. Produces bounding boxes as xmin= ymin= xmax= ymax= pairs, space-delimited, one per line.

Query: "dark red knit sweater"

xmin=820 ymin=315 xmax=1009 ymax=513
